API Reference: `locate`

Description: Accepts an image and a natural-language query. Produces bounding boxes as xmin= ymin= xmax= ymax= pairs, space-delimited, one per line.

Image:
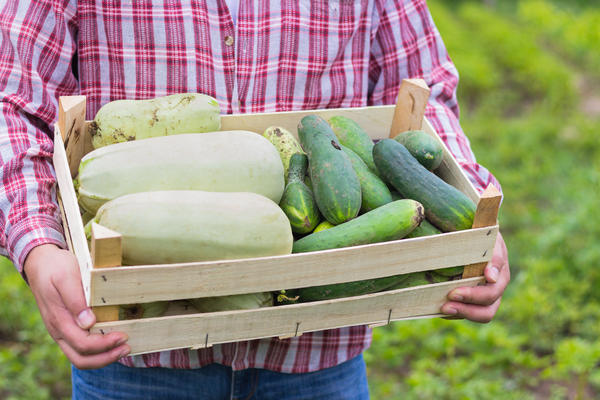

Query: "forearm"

xmin=0 ymin=0 xmax=78 ymax=272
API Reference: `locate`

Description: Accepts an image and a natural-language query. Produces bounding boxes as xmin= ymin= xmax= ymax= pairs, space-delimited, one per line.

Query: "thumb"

xmin=53 ymin=252 xmax=96 ymax=330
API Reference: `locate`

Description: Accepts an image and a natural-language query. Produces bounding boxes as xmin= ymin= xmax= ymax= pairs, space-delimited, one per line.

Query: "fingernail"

xmin=116 ymin=336 xmax=128 ymax=346
xmin=77 ymin=309 xmax=95 ymax=329
xmin=119 ymin=347 xmax=131 ymax=359
xmin=488 ymin=266 xmax=500 ymax=282
xmin=449 ymin=291 xmax=464 ymax=302
xmin=442 ymin=306 xmax=458 ymax=315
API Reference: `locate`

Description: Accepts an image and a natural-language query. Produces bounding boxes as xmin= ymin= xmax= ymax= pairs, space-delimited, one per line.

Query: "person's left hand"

xmin=440 ymin=231 xmax=509 ymax=323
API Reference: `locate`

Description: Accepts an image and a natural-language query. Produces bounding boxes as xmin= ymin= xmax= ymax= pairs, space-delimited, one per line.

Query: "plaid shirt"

xmin=0 ymin=0 xmax=500 ymax=371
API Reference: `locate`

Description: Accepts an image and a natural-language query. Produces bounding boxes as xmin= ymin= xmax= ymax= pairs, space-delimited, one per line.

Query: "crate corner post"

xmin=90 ymin=222 xmax=123 ymax=322
xmin=58 ymin=95 xmax=87 ymax=177
xmin=389 ymin=78 xmax=431 ymax=138
xmin=462 ymin=184 xmax=502 ymax=278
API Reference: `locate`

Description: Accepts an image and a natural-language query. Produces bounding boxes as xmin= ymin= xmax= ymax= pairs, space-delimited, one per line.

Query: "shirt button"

xmin=224 ymin=36 xmax=234 ymax=46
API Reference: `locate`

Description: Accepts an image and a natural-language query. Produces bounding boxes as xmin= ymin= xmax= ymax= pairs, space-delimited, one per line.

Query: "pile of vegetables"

xmin=77 ymin=93 xmax=476 ymax=319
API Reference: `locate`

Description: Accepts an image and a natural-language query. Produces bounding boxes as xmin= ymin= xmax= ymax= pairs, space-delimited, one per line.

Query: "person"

xmin=0 ymin=0 xmax=510 ymax=398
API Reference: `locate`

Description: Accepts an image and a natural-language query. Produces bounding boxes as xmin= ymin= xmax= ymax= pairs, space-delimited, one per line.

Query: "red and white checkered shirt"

xmin=0 ymin=0 xmax=500 ymax=371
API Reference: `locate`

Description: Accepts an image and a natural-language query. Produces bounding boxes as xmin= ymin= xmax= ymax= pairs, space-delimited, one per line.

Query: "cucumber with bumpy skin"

xmin=328 ymin=116 xmax=377 ymax=173
xmin=341 ymin=145 xmax=393 ymax=213
xmin=373 ymin=139 xmax=476 ymax=232
xmin=298 ymin=115 xmax=361 ymax=224
xmin=293 ymin=199 xmax=424 ymax=253
xmin=394 ymin=130 xmax=444 ymax=171
xmin=279 ymin=153 xmax=321 ymax=234
xmin=406 ymin=219 xmax=442 ymax=238
xmin=313 ymin=220 xmax=335 ymax=233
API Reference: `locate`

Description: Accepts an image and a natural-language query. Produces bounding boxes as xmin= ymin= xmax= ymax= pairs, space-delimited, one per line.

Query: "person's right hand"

xmin=24 ymin=244 xmax=130 ymax=369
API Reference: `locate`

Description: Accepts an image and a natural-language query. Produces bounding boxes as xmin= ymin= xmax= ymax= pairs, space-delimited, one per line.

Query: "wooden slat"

xmin=462 ymin=185 xmax=503 ymax=278
xmin=58 ymin=96 xmax=87 ymax=177
xmin=88 ymin=226 xmax=497 ymax=306
xmin=220 ymin=105 xmax=396 ymax=139
xmin=53 ymin=128 xmax=93 ymax=304
xmin=389 ymin=78 xmax=431 ymax=137
xmin=91 ymin=277 xmax=484 ymax=355
xmin=56 ymin=195 xmax=74 ymax=253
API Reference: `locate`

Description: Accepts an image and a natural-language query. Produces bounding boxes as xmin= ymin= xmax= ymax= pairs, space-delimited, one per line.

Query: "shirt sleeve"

xmin=367 ymin=0 xmax=502 ymax=195
xmin=0 ymin=0 xmax=79 ymax=273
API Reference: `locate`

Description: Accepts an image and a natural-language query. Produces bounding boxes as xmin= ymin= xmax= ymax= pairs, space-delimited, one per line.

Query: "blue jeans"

xmin=71 ymin=354 xmax=369 ymax=399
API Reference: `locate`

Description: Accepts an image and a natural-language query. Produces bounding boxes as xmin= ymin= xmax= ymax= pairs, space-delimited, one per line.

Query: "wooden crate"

xmin=52 ymin=79 xmax=501 ymax=355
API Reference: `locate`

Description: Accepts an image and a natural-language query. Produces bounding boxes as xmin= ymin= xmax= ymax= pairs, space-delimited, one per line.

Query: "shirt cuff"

xmin=6 ymin=214 xmax=67 ymax=274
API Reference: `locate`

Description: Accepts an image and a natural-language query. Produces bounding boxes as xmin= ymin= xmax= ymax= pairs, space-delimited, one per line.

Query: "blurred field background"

xmin=1 ymin=0 xmax=599 ymax=398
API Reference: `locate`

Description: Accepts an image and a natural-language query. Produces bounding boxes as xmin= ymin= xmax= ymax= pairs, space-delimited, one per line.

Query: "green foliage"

xmin=366 ymin=0 xmax=600 ymax=398
xmin=0 ymin=257 xmax=70 ymax=399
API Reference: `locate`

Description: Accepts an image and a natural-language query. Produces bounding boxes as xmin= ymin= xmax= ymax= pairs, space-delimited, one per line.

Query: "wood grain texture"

xmin=88 ymin=226 xmax=497 ymax=306
xmin=91 ymin=277 xmax=485 ymax=355
xmin=220 ymin=105 xmax=396 ymax=139
xmin=53 ymin=127 xmax=93 ymax=304
xmin=58 ymin=96 xmax=87 ymax=177
xmin=91 ymin=223 xmax=122 ymax=269
xmin=91 ymin=223 xmax=123 ymax=322
xmin=462 ymin=184 xmax=503 ymax=278
xmin=389 ymin=78 xmax=431 ymax=137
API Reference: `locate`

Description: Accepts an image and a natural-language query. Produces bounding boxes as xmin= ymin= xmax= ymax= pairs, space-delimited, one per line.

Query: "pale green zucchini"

xmin=90 ymin=93 xmax=221 ymax=148
xmin=89 ymin=191 xmax=293 ymax=265
xmin=77 ymin=131 xmax=285 ymax=214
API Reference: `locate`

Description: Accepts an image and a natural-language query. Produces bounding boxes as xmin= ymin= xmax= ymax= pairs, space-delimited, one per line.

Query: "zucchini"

xmin=298 ymin=115 xmax=361 ymax=224
xmin=89 ymin=190 xmax=293 ymax=265
xmin=78 ymin=131 xmax=285 ymax=214
xmin=293 ymin=199 xmax=424 ymax=253
xmin=394 ymin=130 xmax=444 ymax=171
xmin=279 ymin=153 xmax=321 ymax=234
xmin=341 ymin=145 xmax=393 ymax=213
xmin=373 ymin=139 xmax=476 ymax=232
xmin=90 ymin=93 xmax=221 ymax=148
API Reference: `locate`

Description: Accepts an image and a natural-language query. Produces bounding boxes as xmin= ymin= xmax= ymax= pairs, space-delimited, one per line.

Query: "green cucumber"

xmin=284 ymin=274 xmax=410 ymax=302
xmin=394 ymin=130 xmax=444 ymax=171
xmin=298 ymin=115 xmax=361 ymax=224
xmin=328 ymin=116 xmax=377 ymax=173
xmin=433 ymin=266 xmax=464 ymax=278
xmin=313 ymin=220 xmax=335 ymax=233
xmin=279 ymin=153 xmax=321 ymax=234
xmin=373 ymin=139 xmax=476 ymax=232
xmin=293 ymin=199 xmax=424 ymax=253
xmin=341 ymin=145 xmax=393 ymax=213
xmin=390 ymin=190 xmax=403 ymax=201
xmin=406 ymin=219 xmax=441 ymax=238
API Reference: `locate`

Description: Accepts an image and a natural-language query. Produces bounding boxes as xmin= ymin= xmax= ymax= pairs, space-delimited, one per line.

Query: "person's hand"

xmin=24 ymin=244 xmax=130 ymax=369
xmin=441 ymin=231 xmax=510 ymax=323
